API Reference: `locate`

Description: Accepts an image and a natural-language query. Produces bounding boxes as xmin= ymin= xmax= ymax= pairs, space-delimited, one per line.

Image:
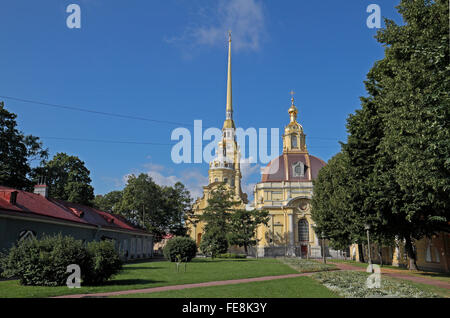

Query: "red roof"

xmin=0 ymin=185 xmax=149 ymax=235
xmin=261 ymin=153 xmax=326 ymax=182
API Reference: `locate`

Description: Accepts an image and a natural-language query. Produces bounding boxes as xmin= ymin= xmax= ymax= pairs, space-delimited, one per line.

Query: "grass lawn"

xmin=0 ymin=258 xmax=298 ymax=298
xmin=113 ymin=276 xmax=340 ymax=298
xmin=329 ymin=259 xmax=450 ymax=284
xmin=279 ymin=258 xmax=337 ymax=273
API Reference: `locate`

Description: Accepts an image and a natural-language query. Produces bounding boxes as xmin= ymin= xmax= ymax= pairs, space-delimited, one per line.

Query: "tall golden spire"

xmin=226 ymin=30 xmax=232 ymax=117
xmin=223 ymin=31 xmax=235 ymax=129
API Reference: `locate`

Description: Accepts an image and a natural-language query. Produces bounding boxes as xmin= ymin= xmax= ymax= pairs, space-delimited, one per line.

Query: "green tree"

xmin=311 ymin=152 xmax=358 ymax=252
xmin=364 ymin=0 xmax=449 ymax=269
xmin=199 ymin=184 xmax=239 ymax=258
xmin=227 ymin=208 xmax=269 ymax=255
xmin=0 ymin=102 xmax=48 ymax=189
xmin=31 ymin=153 xmax=95 ymax=206
xmin=315 ymin=0 xmax=449 ymax=270
xmin=161 ymin=182 xmax=193 ymax=237
xmin=119 ymin=174 xmax=165 ymax=239
xmin=118 ymin=174 xmax=193 ymax=241
xmin=94 ymin=191 xmax=123 ymax=213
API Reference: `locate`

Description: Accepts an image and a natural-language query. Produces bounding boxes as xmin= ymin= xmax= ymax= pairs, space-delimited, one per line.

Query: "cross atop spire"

xmin=290 ymin=90 xmax=295 ymax=105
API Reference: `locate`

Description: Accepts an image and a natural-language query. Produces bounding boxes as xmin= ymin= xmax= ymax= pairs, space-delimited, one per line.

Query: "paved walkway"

xmin=330 ymin=262 xmax=450 ymax=290
xmin=54 ymin=272 xmax=313 ymax=298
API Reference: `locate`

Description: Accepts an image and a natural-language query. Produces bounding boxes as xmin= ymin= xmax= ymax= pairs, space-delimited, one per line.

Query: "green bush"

xmin=199 ymin=233 xmax=228 ymax=258
xmin=1 ymin=234 xmax=122 ymax=286
xmin=83 ymin=240 xmax=123 ymax=285
xmin=218 ymin=253 xmax=247 ymax=259
xmin=1 ymin=234 xmax=90 ymax=286
xmin=163 ymin=236 xmax=197 ymax=262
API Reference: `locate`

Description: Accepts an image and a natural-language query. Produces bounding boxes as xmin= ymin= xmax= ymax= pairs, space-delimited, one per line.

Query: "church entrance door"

xmin=301 ymin=245 xmax=308 ymax=258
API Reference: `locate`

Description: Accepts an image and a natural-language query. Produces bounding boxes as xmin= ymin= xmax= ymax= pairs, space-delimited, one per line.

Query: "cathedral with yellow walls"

xmin=252 ymin=94 xmax=335 ymax=258
xmin=187 ymin=32 xmax=337 ymax=258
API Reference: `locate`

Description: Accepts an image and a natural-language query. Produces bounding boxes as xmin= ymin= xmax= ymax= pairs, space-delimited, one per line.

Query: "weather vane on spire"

xmin=228 ymin=30 xmax=232 ymax=42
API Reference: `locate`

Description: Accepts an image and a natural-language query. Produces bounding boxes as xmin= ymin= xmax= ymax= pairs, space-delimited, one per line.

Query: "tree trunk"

xmin=358 ymin=244 xmax=365 ymax=263
xmin=244 ymin=244 xmax=248 ymax=256
xmin=404 ymin=237 xmax=418 ymax=270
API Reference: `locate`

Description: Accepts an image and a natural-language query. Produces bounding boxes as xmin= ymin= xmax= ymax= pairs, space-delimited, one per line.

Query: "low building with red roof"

xmin=0 ymin=184 xmax=153 ymax=260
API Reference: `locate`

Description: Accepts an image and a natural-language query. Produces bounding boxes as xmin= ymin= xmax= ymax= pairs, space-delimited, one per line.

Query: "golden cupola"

xmin=283 ymin=92 xmax=307 ymax=153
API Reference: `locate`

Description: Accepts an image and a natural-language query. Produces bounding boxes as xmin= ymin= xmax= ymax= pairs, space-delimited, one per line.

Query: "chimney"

xmin=0 ymin=190 xmax=18 ymax=204
xmin=34 ymin=176 xmax=49 ymax=198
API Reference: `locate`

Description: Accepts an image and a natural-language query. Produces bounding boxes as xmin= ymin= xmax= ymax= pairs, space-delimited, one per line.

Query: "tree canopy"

xmin=198 ymin=183 xmax=269 ymax=257
xmin=115 ymin=173 xmax=193 ymax=241
xmin=31 ymin=153 xmax=95 ymax=206
xmin=311 ymin=0 xmax=449 ymax=270
xmin=0 ymin=102 xmax=48 ymax=190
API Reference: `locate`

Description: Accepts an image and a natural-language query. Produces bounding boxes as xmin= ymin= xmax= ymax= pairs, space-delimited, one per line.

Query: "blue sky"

xmin=0 ymin=0 xmax=403 ymax=200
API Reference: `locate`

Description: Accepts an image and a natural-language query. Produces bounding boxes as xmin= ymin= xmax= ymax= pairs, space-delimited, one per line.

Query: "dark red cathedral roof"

xmin=261 ymin=153 xmax=326 ymax=182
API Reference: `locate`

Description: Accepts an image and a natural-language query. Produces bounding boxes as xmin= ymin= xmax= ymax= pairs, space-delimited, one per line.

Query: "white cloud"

xmin=167 ymin=0 xmax=266 ymax=52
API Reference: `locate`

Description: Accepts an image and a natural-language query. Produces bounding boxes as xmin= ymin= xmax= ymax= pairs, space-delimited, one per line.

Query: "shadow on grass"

xmin=191 ymin=258 xmax=251 ymax=263
xmin=419 ymin=272 xmax=450 ymax=279
xmin=124 ymin=266 xmax=164 ymax=270
xmin=86 ymin=279 xmax=165 ymax=287
xmin=124 ymin=258 xmax=165 ymax=265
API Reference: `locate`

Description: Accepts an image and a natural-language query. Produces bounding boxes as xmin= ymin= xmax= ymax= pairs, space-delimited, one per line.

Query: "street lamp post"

xmin=364 ymin=224 xmax=373 ymax=272
xmin=321 ymin=231 xmax=326 ymax=264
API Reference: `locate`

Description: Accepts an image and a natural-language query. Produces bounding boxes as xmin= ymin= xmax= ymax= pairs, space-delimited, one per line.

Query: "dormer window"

xmin=292 ymin=161 xmax=305 ymax=177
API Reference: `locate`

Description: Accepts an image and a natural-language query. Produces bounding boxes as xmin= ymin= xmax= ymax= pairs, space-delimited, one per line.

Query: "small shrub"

xmin=163 ymin=236 xmax=197 ymax=262
xmin=1 ymin=234 xmax=90 ymax=286
xmin=83 ymin=240 xmax=123 ymax=285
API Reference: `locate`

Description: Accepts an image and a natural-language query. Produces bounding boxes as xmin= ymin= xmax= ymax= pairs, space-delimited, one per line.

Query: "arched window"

xmin=291 ymin=134 xmax=298 ymax=149
xmin=298 ymin=219 xmax=309 ymax=242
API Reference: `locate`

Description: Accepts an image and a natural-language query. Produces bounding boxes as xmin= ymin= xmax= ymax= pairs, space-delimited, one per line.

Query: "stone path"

xmin=54 ymin=272 xmax=314 ymax=298
xmin=330 ymin=262 xmax=450 ymax=290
